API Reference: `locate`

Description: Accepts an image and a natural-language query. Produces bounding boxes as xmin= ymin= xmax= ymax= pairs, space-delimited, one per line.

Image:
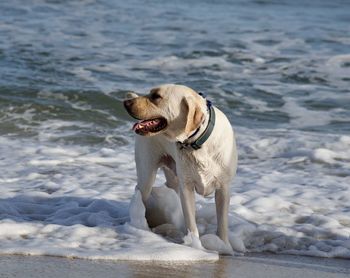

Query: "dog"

xmin=124 ymin=84 xmax=237 ymax=247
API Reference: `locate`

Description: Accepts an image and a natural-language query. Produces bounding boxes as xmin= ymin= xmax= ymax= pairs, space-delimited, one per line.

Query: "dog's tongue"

xmin=132 ymin=119 xmax=160 ymax=132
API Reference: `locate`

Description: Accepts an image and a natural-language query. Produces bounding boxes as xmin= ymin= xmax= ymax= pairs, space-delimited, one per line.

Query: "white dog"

xmin=124 ymin=84 xmax=237 ymax=246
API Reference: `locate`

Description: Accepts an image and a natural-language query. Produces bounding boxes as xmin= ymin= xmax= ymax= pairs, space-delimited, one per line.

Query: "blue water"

xmin=1 ymin=0 xmax=349 ymax=141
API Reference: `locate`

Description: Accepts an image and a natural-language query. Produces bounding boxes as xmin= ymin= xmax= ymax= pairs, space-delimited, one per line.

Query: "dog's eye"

xmin=150 ymin=93 xmax=162 ymax=101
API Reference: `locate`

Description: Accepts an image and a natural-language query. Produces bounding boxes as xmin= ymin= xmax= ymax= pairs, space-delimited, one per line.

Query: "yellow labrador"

xmin=124 ymin=84 xmax=237 ymax=247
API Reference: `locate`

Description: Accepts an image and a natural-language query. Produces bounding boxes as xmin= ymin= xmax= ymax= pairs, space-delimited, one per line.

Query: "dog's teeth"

xmin=133 ymin=118 xmax=165 ymax=134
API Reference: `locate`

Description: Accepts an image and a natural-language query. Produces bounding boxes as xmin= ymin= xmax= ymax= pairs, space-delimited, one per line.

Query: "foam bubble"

xmin=282 ymin=97 xmax=332 ymax=128
xmin=325 ymin=54 xmax=350 ymax=84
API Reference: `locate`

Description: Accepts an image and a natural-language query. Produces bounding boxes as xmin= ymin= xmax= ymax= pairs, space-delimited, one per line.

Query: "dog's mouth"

xmin=132 ymin=117 xmax=167 ymax=136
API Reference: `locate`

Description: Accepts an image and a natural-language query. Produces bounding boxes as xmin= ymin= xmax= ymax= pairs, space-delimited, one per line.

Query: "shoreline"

xmin=0 ymin=253 xmax=349 ymax=278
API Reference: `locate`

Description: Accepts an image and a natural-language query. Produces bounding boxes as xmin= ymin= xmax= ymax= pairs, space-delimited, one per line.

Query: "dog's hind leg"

xmin=215 ymin=185 xmax=230 ymax=244
xmin=163 ymin=167 xmax=179 ymax=193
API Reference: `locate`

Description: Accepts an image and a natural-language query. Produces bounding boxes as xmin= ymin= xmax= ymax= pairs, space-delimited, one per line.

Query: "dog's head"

xmin=124 ymin=84 xmax=206 ymax=141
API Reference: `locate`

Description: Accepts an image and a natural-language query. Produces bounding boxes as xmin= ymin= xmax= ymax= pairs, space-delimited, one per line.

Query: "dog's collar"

xmin=177 ymin=95 xmax=216 ymax=151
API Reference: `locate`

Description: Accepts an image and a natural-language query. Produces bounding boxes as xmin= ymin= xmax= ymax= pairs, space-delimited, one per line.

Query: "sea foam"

xmin=0 ymin=127 xmax=350 ymax=260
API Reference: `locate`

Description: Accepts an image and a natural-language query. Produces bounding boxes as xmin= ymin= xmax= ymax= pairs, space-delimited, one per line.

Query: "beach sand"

xmin=0 ymin=254 xmax=349 ymax=278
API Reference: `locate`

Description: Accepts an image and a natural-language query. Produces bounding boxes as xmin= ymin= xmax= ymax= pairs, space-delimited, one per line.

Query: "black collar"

xmin=177 ymin=99 xmax=216 ymax=150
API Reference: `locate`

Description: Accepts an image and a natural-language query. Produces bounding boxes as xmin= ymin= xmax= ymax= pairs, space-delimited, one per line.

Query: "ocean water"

xmin=0 ymin=0 xmax=350 ymax=260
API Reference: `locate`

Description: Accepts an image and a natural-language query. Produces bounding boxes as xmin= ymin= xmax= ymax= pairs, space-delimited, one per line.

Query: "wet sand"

xmin=0 ymin=254 xmax=349 ymax=278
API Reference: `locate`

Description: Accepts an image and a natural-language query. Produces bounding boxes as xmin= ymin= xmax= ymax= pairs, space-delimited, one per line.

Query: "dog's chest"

xmin=178 ymin=150 xmax=224 ymax=196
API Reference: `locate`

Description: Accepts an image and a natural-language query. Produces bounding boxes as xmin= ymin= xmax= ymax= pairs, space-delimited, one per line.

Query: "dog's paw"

xmin=200 ymin=234 xmax=234 ymax=255
xmin=229 ymin=232 xmax=246 ymax=253
xmin=183 ymin=231 xmax=204 ymax=250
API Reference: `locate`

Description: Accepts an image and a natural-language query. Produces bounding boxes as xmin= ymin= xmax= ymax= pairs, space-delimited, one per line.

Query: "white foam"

xmin=282 ymin=97 xmax=332 ymax=127
xmin=145 ymin=186 xmax=185 ymax=231
xmin=324 ymin=54 xmax=350 ymax=86
xmin=142 ymin=55 xmax=234 ymax=71
xmin=0 ymin=126 xmax=350 ymax=260
xmin=310 ymin=136 xmax=350 ymax=165
xmin=129 ymin=190 xmax=149 ymax=231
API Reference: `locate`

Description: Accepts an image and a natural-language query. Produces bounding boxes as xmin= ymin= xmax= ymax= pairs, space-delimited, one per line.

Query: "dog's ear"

xmin=125 ymin=91 xmax=139 ymax=100
xmin=182 ymin=96 xmax=204 ymax=135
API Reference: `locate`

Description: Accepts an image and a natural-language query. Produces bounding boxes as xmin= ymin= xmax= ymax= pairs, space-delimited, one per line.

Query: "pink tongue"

xmin=132 ymin=119 xmax=159 ymax=131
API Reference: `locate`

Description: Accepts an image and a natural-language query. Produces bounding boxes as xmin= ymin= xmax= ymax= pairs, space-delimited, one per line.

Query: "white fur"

xmin=125 ymin=84 xmax=237 ymax=246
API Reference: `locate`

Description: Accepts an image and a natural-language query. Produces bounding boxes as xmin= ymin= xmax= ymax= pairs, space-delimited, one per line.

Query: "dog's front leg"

xmin=135 ymin=137 xmax=158 ymax=203
xmin=136 ymin=164 xmax=156 ymax=203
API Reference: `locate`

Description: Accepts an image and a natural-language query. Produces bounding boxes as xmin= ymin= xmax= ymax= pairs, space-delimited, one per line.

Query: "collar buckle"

xmin=177 ymin=141 xmax=202 ymax=150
